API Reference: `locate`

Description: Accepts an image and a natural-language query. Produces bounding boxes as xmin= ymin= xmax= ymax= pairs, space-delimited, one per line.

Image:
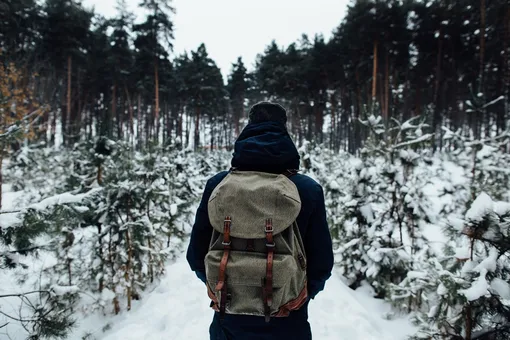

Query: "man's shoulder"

xmin=290 ymin=173 xmax=323 ymax=196
xmin=205 ymin=171 xmax=229 ymax=189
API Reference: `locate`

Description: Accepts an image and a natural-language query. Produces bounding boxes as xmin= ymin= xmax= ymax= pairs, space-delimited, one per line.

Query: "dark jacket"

xmin=186 ymin=121 xmax=334 ymax=340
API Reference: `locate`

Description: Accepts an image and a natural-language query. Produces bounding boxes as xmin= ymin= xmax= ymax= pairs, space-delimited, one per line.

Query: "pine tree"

xmin=338 ymin=115 xmax=435 ymax=297
xmin=406 ymin=192 xmax=510 ymax=339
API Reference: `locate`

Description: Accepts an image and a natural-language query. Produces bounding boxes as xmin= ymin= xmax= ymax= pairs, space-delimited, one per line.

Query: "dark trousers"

xmin=208 ymin=307 xmax=312 ymax=340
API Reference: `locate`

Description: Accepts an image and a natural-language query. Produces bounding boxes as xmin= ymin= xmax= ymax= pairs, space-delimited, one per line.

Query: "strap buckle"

xmin=222 ymin=240 xmax=231 ymax=246
xmin=265 ymin=242 xmax=275 ymax=248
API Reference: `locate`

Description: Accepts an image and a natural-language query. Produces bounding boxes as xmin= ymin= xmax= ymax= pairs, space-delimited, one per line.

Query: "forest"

xmin=1 ymin=0 xmax=509 ymax=153
xmin=2 ymin=0 xmax=510 ymax=339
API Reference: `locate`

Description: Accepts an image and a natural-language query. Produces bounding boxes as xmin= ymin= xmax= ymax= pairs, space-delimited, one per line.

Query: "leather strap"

xmin=274 ymin=282 xmax=308 ymax=317
xmin=216 ymin=216 xmax=231 ymax=318
xmin=264 ymin=218 xmax=274 ymax=322
xmin=219 ymin=282 xmax=228 ymax=320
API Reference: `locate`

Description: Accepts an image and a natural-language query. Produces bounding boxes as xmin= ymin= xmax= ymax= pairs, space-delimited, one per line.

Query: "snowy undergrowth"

xmin=3 ymin=126 xmax=510 ymax=339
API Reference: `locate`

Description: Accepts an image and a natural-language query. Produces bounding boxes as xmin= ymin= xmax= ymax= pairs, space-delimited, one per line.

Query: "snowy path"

xmin=74 ymin=255 xmax=414 ymax=340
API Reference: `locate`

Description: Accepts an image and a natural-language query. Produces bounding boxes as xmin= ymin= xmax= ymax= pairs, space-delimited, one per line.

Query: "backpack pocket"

xmin=205 ymin=250 xmax=306 ymax=316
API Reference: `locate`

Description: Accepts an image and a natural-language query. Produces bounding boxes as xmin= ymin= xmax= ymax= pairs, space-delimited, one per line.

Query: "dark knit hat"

xmin=248 ymin=101 xmax=287 ymax=125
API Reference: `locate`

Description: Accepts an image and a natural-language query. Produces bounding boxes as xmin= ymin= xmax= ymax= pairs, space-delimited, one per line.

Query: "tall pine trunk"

xmin=154 ymin=58 xmax=160 ymax=144
xmin=371 ymin=41 xmax=378 ymax=109
xmin=479 ymin=0 xmax=486 ymax=94
xmin=194 ymin=106 xmax=200 ymax=150
xmin=125 ymin=85 xmax=134 ymax=144
xmin=137 ymin=94 xmax=141 ymax=148
xmin=0 ymin=152 xmax=3 ymax=210
xmin=505 ymin=6 xmax=510 ymax=130
xmin=66 ymin=55 xmax=72 ymax=146
xmin=433 ymin=28 xmax=443 ymax=148
xmin=384 ymin=50 xmax=390 ymax=120
xmin=112 ymin=82 xmax=117 ymax=138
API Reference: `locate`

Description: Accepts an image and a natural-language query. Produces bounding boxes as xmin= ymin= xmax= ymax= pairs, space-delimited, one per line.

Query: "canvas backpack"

xmin=205 ymin=169 xmax=308 ymax=322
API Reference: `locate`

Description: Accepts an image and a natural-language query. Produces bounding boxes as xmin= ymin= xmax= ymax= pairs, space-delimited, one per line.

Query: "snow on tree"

xmin=442 ymin=126 xmax=510 ymax=202
xmin=397 ymin=192 xmax=510 ymax=339
xmin=336 ymin=115 xmax=435 ymax=297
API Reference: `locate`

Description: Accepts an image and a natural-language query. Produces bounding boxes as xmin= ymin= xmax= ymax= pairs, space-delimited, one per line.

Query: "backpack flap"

xmin=207 ymin=171 xmax=301 ymax=238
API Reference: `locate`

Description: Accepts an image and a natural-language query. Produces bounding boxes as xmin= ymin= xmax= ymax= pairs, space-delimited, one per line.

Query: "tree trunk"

xmin=371 ymin=41 xmax=378 ymax=106
xmin=125 ymin=85 xmax=134 ymax=144
xmin=186 ymin=109 xmax=191 ymax=148
xmin=465 ymin=302 xmax=473 ymax=340
xmin=194 ymin=106 xmax=200 ymax=150
xmin=97 ymin=163 xmax=102 ymax=185
xmin=66 ymin=55 xmax=72 ymax=146
xmin=479 ymin=0 xmax=486 ymax=94
xmin=137 ymin=94 xmax=141 ymax=148
xmin=384 ymin=50 xmax=390 ymax=120
xmin=178 ymin=105 xmax=183 ymax=145
xmin=433 ymin=28 xmax=443 ymax=149
xmin=125 ymin=228 xmax=132 ymax=311
xmin=210 ymin=115 xmax=214 ymax=150
xmin=355 ymin=68 xmax=363 ymax=153
xmin=148 ymin=238 xmax=154 ymax=283
xmin=112 ymin=82 xmax=117 ymax=138
xmin=330 ymin=93 xmax=336 ymax=150
xmin=98 ymin=224 xmax=104 ymax=293
xmin=154 ymin=58 xmax=160 ymax=143
xmin=0 ymin=153 xmax=3 ymax=210
xmin=505 ymin=6 xmax=510 ymax=129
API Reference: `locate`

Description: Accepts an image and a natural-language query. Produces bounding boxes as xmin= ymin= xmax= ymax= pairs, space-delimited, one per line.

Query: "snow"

xmin=491 ymin=278 xmax=510 ymax=300
xmin=360 ymin=203 xmax=374 ymax=223
xmin=437 ymin=283 xmax=448 ymax=296
xmin=50 ymin=285 xmax=80 ymax=296
xmin=482 ymin=95 xmax=505 ymax=108
xmin=70 ymin=258 xmax=412 ymax=340
xmin=474 ymin=248 xmax=498 ymax=273
xmin=494 ymin=201 xmax=510 ymax=216
xmin=465 ymin=192 xmax=493 ymax=223
xmin=170 ymin=203 xmax=178 ymax=216
xmin=29 ymin=188 xmax=102 ymax=211
xmin=460 ymin=269 xmax=489 ymax=301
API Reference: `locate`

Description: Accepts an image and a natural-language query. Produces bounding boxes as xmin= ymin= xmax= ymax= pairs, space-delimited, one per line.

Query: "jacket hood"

xmin=231 ymin=121 xmax=300 ymax=173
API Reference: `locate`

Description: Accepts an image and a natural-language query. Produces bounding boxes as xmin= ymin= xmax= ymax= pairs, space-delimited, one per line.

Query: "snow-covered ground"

xmin=69 ymin=255 xmax=415 ymax=340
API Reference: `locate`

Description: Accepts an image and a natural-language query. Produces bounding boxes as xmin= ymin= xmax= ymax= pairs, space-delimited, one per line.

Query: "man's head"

xmin=248 ymin=101 xmax=287 ymax=126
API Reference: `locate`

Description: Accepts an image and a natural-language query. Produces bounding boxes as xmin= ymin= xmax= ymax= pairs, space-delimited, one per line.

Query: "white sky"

xmin=83 ymin=0 xmax=349 ymax=80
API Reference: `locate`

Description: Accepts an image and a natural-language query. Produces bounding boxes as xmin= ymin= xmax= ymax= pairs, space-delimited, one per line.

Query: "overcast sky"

xmin=83 ymin=0 xmax=349 ymax=80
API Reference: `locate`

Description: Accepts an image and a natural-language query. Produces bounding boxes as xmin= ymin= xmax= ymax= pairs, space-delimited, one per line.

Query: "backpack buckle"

xmin=265 ymin=225 xmax=273 ymax=233
xmin=265 ymin=242 xmax=275 ymax=248
xmin=222 ymin=240 xmax=231 ymax=246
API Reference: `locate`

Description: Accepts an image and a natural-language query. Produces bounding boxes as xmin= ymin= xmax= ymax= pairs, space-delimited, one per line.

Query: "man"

xmin=186 ymin=101 xmax=333 ymax=340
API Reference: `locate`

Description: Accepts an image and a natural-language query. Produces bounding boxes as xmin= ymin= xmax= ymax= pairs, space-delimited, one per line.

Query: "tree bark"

xmin=112 ymin=82 xmax=117 ymax=138
xmin=66 ymin=55 xmax=72 ymax=146
xmin=154 ymin=58 xmax=160 ymax=143
xmin=479 ymin=0 xmax=486 ymax=94
xmin=384 ymin=50 xmax=390 ymax=120
xmin=372 ymin=41 xmax=378 ymax=105
xmin=465 ymin=302 xmax=473 ymax=340
xmin=98 ymin=224 xmax=104 ymax=293
xmin=0 ymin=153 xmax=3 ymax=210
xmin=194 ymin=106 xmax=200 ymax=150
xmin=505 ymin=7 xmax=510 ymax=129
xmin=125 ymin=228 xmax=132 ymax=311
xmin=137 ymin=94 xmax=141 ymax=148
xmin=125 ymin=85 xmax=134 ymax=144
xmin=433 ymin=28 xmax=443 ymax=149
